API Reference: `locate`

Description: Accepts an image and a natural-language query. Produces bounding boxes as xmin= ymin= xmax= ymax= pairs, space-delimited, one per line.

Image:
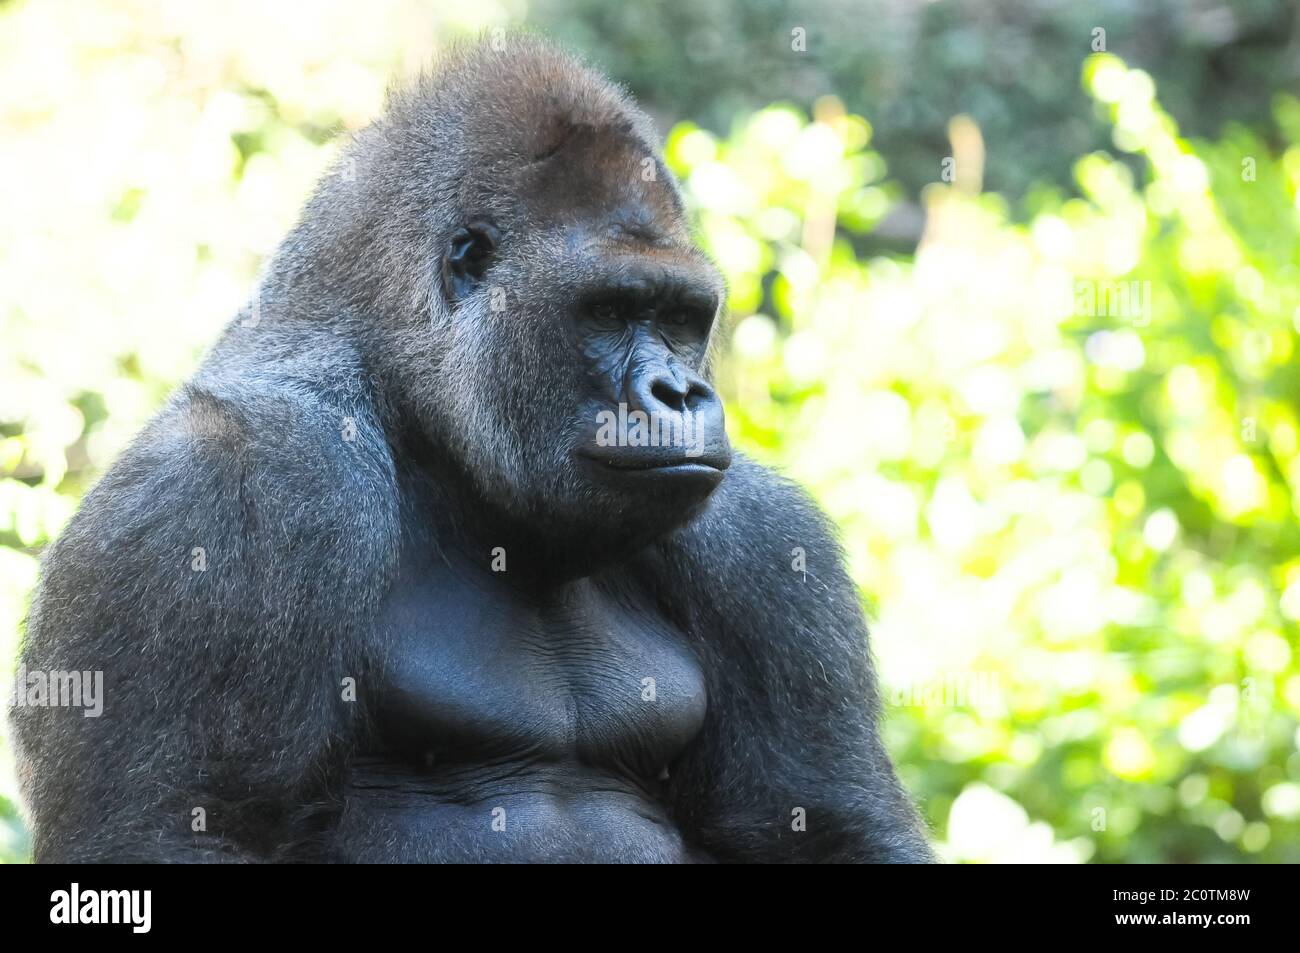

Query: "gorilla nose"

xmin=637 ymin=366 xmax=716 ymax=415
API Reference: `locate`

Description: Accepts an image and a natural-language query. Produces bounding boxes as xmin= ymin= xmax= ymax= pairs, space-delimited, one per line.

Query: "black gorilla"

xmin=13 ymin=37 xmax=933 ymax=863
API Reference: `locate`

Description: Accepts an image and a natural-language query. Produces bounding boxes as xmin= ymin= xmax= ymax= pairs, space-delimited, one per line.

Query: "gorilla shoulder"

xmin=637 ymin=454 xmax=933 ymax=862
xmin=93 ymin=377 xmax=394 ymax=575
xmin=23 ymin=366 xmax=401 ymax=695
xmin=14 ymin=366 xmax=404 ymax=861
xmin=647 ymin=450 xmax=880 ymax=704
xmin=667 ymin=452 xmax=859 ymax=607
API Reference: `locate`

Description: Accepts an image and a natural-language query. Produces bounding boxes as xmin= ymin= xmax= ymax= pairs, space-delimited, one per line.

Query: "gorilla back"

xmin=13 ymin=37 xmax=933 ymax=863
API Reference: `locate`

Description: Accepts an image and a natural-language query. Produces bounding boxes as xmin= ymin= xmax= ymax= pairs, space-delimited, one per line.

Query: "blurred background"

xmin=2 ymin=0 xmax=1299 ymax=863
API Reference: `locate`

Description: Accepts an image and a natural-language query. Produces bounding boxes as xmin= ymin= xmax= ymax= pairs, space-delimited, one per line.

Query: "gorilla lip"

xmin=580 ymin=454 xmax=730 ymax=490
xmin=582 ymin=453 xmax=730 ymax=474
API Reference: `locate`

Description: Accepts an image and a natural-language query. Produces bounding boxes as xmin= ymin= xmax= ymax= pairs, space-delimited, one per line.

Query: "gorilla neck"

xmin=398 ymin=426 xmax=685 ymax=587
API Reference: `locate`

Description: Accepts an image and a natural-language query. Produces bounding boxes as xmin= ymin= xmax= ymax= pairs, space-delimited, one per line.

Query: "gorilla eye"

xmin=443 ymin=220 xmax=500 ymax=303
xmin=589 ymin=302 xmax=623 ymax=328
xmin=666 ymin=312 xmax=690 ymax=327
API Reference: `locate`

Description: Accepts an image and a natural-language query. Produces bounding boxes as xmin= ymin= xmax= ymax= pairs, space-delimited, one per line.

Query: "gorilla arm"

xmin=13 ymin=378 xmax=400 ymax=862
xmin=646 ymin=454 xmax=935 ymax=863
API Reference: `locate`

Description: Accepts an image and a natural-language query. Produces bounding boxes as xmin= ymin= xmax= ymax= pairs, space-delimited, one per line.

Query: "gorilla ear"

xmin=442 ymin=220 xmax=500 ymax=303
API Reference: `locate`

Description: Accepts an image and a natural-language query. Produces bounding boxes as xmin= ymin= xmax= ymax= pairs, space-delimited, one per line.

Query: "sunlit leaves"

xmin=676 ymin=57 xmax=1300 ymax=862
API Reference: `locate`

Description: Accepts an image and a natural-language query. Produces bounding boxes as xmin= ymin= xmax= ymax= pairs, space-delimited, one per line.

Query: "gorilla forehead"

xmin=429 ymin=38 xmax=659 ymax=156
xmin=389 ymin=37 xmax=683 ymax=229
xmin=521 ymin=119 xmax=684 ymax=241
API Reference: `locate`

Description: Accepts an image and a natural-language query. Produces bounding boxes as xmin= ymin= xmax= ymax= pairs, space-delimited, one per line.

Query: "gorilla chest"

xmin=370 ymin=564 xmax=708 ymax=775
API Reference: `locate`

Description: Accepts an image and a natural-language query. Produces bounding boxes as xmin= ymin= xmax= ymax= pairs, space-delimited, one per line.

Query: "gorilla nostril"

xmin=684 ymin=379 xmax=715 ymax=411
xmin=650 ymin=376 xmax=689 ymax=412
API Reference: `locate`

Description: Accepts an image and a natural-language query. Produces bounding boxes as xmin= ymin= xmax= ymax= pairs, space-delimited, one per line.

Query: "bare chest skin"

xmin=335 ymin=542 xmax=709 ymax=863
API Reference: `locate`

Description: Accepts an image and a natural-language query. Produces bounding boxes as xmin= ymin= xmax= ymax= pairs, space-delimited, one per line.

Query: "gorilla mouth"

xmin=597 ymin=455 xmax=726 ymax=472
xmin=581 ymin=452 xmax=730 ymax=485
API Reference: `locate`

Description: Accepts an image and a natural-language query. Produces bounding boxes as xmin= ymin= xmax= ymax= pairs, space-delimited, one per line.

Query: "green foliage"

xmin=531 ymin=0 xmax=1300 ymax=208
xmin=667 ymin=55 xmax=1300 ymax=862
xmin=2 ymin=3 xmax=1297 ymax=863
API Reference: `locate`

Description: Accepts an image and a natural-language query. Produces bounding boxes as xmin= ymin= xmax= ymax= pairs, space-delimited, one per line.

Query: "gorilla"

xmin=12 ymin=37 xmax=933 ymax=863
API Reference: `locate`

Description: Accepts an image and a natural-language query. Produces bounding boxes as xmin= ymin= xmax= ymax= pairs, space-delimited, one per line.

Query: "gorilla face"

xmin=432 ymin=117 xmax=732 ymax=554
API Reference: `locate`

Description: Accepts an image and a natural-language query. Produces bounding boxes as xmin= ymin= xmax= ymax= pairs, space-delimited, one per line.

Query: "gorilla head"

xmin=292 ymin=37 xmax=732 ymax=562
